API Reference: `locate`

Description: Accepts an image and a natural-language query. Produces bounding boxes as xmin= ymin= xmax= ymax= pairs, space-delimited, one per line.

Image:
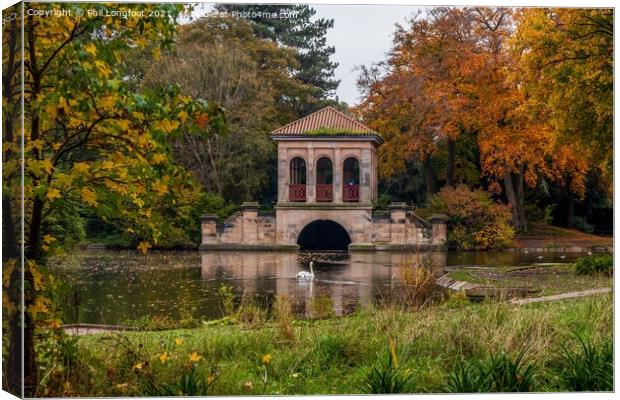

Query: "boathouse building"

xmin=200 ymin=107 xmax=448 ymax=251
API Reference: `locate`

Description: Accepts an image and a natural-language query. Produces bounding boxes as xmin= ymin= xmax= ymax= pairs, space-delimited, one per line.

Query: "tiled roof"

xmin=270 ymin=106 xmax=380 ymax=137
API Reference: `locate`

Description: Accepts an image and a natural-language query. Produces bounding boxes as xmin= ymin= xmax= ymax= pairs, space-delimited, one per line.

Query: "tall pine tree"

xmin=215 ymin=3 xmax=340 ymax=113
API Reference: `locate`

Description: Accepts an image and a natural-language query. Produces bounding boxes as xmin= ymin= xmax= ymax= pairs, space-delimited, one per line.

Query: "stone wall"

xmin=200 ymin=202 xmax=448 ymax=251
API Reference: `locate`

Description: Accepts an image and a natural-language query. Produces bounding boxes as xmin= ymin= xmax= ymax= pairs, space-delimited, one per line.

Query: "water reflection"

xmin=200 ymin=251 xmax=447 ymax=317
xmin=49 ymin=249 xmax=584 ymax=325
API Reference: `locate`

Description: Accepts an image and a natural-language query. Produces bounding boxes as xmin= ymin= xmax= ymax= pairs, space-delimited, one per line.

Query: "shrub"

xmin=525 ymin=204 xmax=555 ymax=226
xmin=310 ymin=294 xmax=335 ymax=319
xmin=424 ymin=185 xmax=515 ymax=250
xmin=272 ymin=295 xmax=294 ymax=342
xmin=237 ymin=299 xmax=268 ymax=329
xmin=575 ymin=254 xmax=613 ymax=276
xmin=361 ymin=338 xmax=415 ymax=394
xmin=399 ymin=259 xmax=439 ymax=308
xmin=44 ymin=194 xmax=87 ymax=251
xmin=557 ymin=335 xmax=613 ymax=391
xmin=445 ymin=359 xmax=491 ymax=392
xmin=572 ymin=216 xmax=594 ymax=234
xmin=146 ymin=365 xmax=218 ymax=396
xmin=445 ymin=349 xmax=537 ymax=392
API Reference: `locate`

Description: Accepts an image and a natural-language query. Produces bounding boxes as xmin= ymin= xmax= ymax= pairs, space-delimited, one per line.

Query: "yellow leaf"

xmin=152 ymin=154 xmax=166 ymax=165
xmin=116 ymin=119 xmax=131 ymax=130
xmin=46 ymin=189 xmax=61 ymax=200
xmin=94 ymin=60 xmax=111 ymax=78
xmin=50 ymin=318 xmax=62 ymax=329
xmin=42 ymin=159 xmax=54 ymax=175
xmin=137 ymin=241 xmax=151 ymax=255
xmin=28 ymin=297 xmax=49 ymax=317
xmin=100 ymin=95 xmax=116 ymax=109
xmin=73 ymin=162 xmax=90 ymax=174
xmin=30 ymin=139 xmax=45 ymax=151
xmin=84 ymin=43 xmax=97 ymax=57
xmin=153 ymin=119 xmax=180 ymax=133
xmin=43 ymin=235 xmax=56 ymax=245
xmin=132 ymin=362 xmax=144 ymax=371
xmin=178 ymin=110 xmax=189 ymax=122
xmin=81 ymin=187 xmax=98 ymax=207
xmin=175 ymin=338 xmax=184 ymax=346
xmin=55 ymin=173 xmax=73 ymax=187
xmin=45 ymin=104 xmax=57 ymax=120
xmin=158 ymin=352 xmax=169 ymax=364
xmin=153 ymin=181 xmax=168 ymax=196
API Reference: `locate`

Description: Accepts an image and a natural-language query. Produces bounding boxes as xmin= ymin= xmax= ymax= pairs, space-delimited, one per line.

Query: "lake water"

xmin=48 ymin=250 xmax=584 ymax=325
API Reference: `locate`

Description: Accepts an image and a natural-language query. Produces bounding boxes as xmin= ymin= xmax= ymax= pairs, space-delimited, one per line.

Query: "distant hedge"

xmin=575 ymin=254 xmax=613 ymax=276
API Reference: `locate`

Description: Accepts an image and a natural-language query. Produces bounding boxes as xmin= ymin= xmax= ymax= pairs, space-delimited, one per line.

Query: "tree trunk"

xmin=567 ymin=190 xmax=575 ymax=228
xmin=423 ymin=156 xmax=436 ymax=197
xmin=516 ymin=165 xmax=527 ymax=231
xmin=446 ymin=137 xmax=455 ymax=187
xmin=4 ymin=195 xmax=23 ymax=396
xmin=503 ymin=172 xmax=521 ymax=229
xmin=2 ymin=8 xmax=25 ymax=396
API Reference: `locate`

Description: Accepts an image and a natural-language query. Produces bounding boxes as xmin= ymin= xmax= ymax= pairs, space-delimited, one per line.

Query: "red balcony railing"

xmin=316 ymin=184 xmax=333 ymax=202
xmin=343 ymin=184 xmax=360 ymax=202
xmin=289 ymin=184 xmax=306 ymax=202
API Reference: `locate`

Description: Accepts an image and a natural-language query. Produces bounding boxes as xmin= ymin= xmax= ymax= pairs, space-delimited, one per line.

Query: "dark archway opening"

xmin=297 ymin=220 xmax=351 ymax=251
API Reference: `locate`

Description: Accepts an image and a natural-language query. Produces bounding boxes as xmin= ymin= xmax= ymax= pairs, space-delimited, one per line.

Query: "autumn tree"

xmin=144 ymin=16 xmax=317 ymax=203
xmin=355 ymin=8 xmax=486 ymax=197
xmin=356 ymin=7 xmax=601 ymax=231
xmin=512 ymin=8 xmax=612 ymax=225
xmin=2 ymin=3 xmax=223 ymax=394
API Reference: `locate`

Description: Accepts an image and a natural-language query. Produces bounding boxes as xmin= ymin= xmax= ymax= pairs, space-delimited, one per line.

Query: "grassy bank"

xmin=445 ymin=263 xmax=612 ymax=296
xmin=47 ymin=294 xmax=613 ymax=396
xmin=514 ymin=223 xmax=612 ymax=249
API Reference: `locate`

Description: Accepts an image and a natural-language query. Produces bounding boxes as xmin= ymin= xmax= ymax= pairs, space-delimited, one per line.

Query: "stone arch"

xmin=297 ymin=219 xmax=352 ymax=250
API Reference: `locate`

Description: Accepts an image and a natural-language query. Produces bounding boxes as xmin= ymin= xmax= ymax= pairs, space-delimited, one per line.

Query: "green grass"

xmin=446 ymin=263 xmax=612 ymax=296
xmin=48 ymin=294 xmax=613 ymax=396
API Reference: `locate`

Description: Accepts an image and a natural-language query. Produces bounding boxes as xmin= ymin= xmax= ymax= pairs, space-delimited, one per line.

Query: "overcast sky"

xmin=313 ymin=4 xmax=421 ymax=105
xmin=193 ymin=3 xmax=421 ymax=106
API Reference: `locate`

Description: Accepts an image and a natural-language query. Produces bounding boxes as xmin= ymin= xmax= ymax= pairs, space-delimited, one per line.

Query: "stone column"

xmin=241 ymin=202 xmax=260 ymax=244
xmin=360 ymin=148 xmax=372 ymax=203
xmin=201 ymin=214 xmax=218 ymax=245
xmin=430 ymin=214 xmax=449 ymax=247
xmin=277 ymin=146 xmax=287 ymax=204
xmin=307 ymin=146 xmax=315 ymax=203
xmin=334 ymin=147 xmax=342 ymax=203
xmin=371 ymin=148 xmax=378 ymax=202
xmin=389 ymin=202 xmax=408 ymax=244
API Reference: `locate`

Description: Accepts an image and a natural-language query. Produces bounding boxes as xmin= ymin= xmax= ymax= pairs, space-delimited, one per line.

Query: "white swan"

xmin=297 ymin=261 xmax=315 ymax=280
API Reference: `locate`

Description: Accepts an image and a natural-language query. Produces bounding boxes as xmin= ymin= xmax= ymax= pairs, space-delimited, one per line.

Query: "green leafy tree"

xmin=144 ymin=16 xmax=315 ymax=203
xmin=2 ymin=3 xmax=224 ymax=394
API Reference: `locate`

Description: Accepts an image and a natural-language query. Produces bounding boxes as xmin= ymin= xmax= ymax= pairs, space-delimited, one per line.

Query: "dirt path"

xmin=510 ymin=288 xmax=612 ymax=305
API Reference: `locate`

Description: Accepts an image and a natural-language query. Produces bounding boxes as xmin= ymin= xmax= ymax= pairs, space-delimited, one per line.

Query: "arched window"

xmin=289 ymin=157 xmax=306 ymax=202
xmin=343 ymin=157 xmax=360 ymax=202
xmin=316 ymin=157 xmax=333 ymax=202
